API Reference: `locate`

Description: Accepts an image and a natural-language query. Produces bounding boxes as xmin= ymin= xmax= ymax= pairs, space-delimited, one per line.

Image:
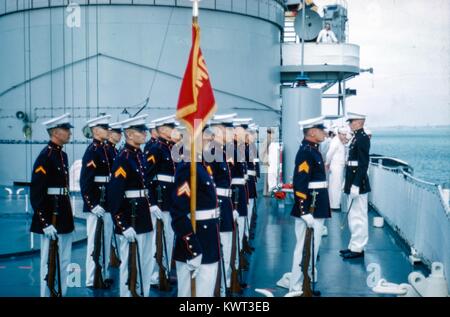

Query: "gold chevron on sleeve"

xmin=114 ymin=166 xmax=127 ymax=179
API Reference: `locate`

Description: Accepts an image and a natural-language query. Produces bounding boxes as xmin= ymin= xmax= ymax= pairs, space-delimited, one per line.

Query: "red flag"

xmin=176 ymin=22 xmax=217 ymax=136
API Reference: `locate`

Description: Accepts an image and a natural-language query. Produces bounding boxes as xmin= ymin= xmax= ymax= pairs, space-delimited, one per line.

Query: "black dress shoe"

xmin=339 ymin=249 xmax=351 ymax=255
xmin=331 ymin=208 xmax=341 ymax=212
xmin=342 ymin=251 xmax=364 ymax=259
xmin=312 ymin=289 xmax=321 ymax=296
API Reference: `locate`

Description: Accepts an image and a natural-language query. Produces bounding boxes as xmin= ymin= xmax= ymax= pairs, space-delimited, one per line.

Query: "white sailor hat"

xmin=346 ymin=112 xmax=367 ymax=121
xmin=86 ymin=114 xmax=111 ymax=128
xmin=42 ymin=113 xmax=73 ymax=130
xmin=298 ymin=116 xmax=326 ymax=130
xmin=146 ymin=122 xmax=156 ymax=130
xmin=120 ymin=114 xmax=149 ymax=131
xmin=151 ymin=114 xmax=179 ymax=128
xmin=210 ymin=113 xmax=237 ymax=127
xmin=338 ymin=125 xmax=350 ymax=134
xmin=233 ymin=118 xmax=252 ymax=128
xmin=109 ymin=121 xmax=123 ymax=133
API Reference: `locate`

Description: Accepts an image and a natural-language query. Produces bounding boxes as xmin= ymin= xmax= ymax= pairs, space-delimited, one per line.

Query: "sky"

xmin=317 ymin=0 xmax=450 ymax=128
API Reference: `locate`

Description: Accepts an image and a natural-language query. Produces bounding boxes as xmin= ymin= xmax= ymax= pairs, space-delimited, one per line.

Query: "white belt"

xmin=231 ymin=178 xmax=246 ymax=185
xmin=253 ymin=158 xmax=260 ymax=163
xmin=94 ymin=176 xmax=110 ymax=183
xmin=244 ymin=174 xmax=249 ymax=181
xmin=188 ymin=208 xmax=220 ymax=221
xmin=347 ymin=161 xmax=359 ymax=167
xmin=248 ymin=170 xmax=256 ymax=176
xmin=216 ymin=188 xmax=232 ymax=197
xmin=308 ymin=181 xmax=328 ymax=189
xmin=156 ymin=174 xmax=175 ymax=183
xmin=124 ymin=189 xmax=148 ymax=198
xmin=47 ymin=187 xmax=69 ymax=195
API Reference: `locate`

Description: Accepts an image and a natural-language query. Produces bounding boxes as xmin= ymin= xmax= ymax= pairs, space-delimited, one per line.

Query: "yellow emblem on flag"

xmin=177 ymin=182 xmax=191 ymax=197
xmin=34 ymin=166 xmax=46 ymax=175
xmin=295 ymin=191 xmax=307 ymax=200
xmin=114 ymin=166 xmax=126 ymax=179
xmin=86 ymin=160 xmax=97 ymax=169
xmin=298 ymin=161 xmax=310 ymax=174
xmin=147 ymin=155 xmax=156 ymax=164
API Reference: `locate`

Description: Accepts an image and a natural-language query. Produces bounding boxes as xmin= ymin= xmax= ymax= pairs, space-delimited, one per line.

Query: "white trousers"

xmin=119 ymin=232 xmax=153 ymax=297
xmin=149 ymin=214 xmax=159 ymax=284
xmin=161 ymin=212 xmax=174 ymax=269
xmin=289 ymin=217 xmax=325 ymax=292
xmin=40 ymin=233 xmax=73 ymax=297
xmin=176 ymin=261 xmax=219 ymax=297
xmin=248 ymin=198 xmax=255 ymax=228
xmin=347 ymin=194 xmax=369 ymax=253
xmin=328 ymin=165 xmax=344 ymax=209
xmin=219 ymin=231 xmax=233 ymax=296
xmin=237 ymin=216 xmax=246 ymax=252
xmin=85 ymin=213 xmax=113 ymax=286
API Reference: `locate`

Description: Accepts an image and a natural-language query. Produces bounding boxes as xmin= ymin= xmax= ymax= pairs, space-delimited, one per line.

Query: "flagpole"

xmin=190 ymin=0 xmax=200 ymax=298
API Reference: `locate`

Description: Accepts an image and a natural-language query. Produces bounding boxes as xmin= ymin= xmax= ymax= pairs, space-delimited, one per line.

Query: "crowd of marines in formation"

xmin=30 ymin=109 xmax=370 ymax=297
xmin=30 ymin=112 xmax=263 ymax=297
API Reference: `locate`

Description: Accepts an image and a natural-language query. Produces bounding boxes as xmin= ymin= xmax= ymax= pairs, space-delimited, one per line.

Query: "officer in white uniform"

xmin=341 ymin=112 xmax=371 ymax=259
xmin=325 ymin=126 xmax=349 ymax=211
xmin=30 ymin=113 xmax=74 ymax=297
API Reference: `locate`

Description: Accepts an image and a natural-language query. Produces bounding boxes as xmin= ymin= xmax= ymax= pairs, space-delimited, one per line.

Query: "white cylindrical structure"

xmin=281 ymin=87 xmax=322 ymax=183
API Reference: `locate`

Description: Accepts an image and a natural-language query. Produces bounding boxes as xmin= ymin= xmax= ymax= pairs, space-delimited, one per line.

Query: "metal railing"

xmin=0 ymin=0 xmax=286 ymax=28
xmin=369 ymin=162 xmax=450 ymax=293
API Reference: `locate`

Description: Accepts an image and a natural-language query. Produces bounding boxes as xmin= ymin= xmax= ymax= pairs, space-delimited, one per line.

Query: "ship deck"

xmin=0 ymin=194 xmax=429 ymax=297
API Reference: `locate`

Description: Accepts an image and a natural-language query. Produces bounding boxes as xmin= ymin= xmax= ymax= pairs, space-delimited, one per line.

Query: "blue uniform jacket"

xmin=80 ymin=139 xmax=112 ymax=213
xmin=228 ymin=141 xmax=248 ymax=217
xmin=30 ymin=142 xmax=74 ymax=234
xmin=144 ymin=137 xmax=176 ymax=211
xmin=171 ymin=160 xmax=220 ymax=264
xmin=107 ymin=143 xmax=153 ymax=234
xmin=344 ymin=128 xmax=371 ymax=194
xmin=291 ymin=139 xmax=331 ymax=219
xmin=245 ymin=142 xmax=258 ymax=199
xmin=203 ymin=142 xmax=233 ymax=232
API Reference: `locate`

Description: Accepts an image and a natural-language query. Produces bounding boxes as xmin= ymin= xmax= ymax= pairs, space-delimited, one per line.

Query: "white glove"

xmin=150 ymin=205 xmax=163 ymax=220
xmin=301 ymin=214 xmax=315 ymax=229
xmin=43 ymin=225 xmax=58 ymax=240
xmin=123 ymin=227 xmax=137 ymax=242
xmin=91 ymin=205 xmax=105 ymax=218
xmin=187 ymin=254 xmax=203 ymax=279
xmin=233 ymin=209 xmax=239 ymax=221
xmin=350 ymin=185 xmax=360 ymax=198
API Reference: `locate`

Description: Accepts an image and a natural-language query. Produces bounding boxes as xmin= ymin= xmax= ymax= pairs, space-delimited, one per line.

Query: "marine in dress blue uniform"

xmin=245 ymin=125 xmax=258 ymax=238
xmin=80 ymin=115 xmax=115 ymax=288
xmin=204 ymin=114 xmax=237 ymax=295
xmin=107 ymin=115 xmax=154 ymax=297
xmin=171 ymin=152 xmax=221 ymax=297
xmin=230 ymin=118 xmax=251 ymax=254
xmin=288 ymin=116 xmax=331 ymax=294
xmin=341 ymin=112 xmax=371 ymax=259
xmin=105 ymin=121 xmax=122 ymax=163
xmin=144 ymin=115 xmax=179 ymax=285
xmin=30 ymin=113 xmax=74 ymax=297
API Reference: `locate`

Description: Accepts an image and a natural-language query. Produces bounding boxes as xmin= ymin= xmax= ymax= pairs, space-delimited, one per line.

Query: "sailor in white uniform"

xmin=325 ymin=126 xmax=350 ymax=211
xmin=316 ymin=23 xmax=338 ymax=44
